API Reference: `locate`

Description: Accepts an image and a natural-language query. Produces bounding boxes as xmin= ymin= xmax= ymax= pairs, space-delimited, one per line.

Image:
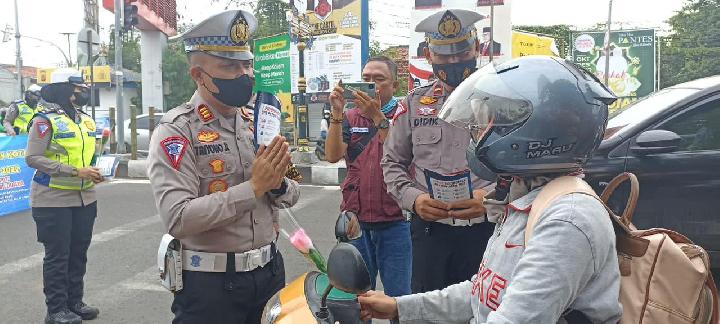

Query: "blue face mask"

xmin=381 ymin=96 xmax=398 ymax=115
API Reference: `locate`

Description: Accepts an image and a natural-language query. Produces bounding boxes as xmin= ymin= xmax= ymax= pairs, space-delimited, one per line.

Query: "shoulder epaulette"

xmin=160 ymin=103 xmax=194 ymax=124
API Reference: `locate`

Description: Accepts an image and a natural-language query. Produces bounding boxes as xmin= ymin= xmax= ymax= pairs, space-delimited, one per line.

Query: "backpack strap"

xmin=346 ymin=125 xmax=378 ymax=163
xmin=524 ymin=176 xmax=598 ymax=246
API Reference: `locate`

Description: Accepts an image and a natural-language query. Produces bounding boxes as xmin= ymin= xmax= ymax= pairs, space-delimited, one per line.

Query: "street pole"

xmin=114 ymin=0 xmax=126 ymax=153
xmin=87 ymin=29 xmax=96 ymax=118
xmin=61 ymin=32 xmax=74 ymax=66
xmin=13 ymin=0 xmax=23 ymax=98
xmin=603 ymin=0 xmax=613 ymax=86
xmin=297 ymin=40 xmax=308 ymax=146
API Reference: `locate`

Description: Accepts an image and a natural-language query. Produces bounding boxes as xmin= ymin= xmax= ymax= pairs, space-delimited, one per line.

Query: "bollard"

xmin=148 ymin=106 xmax=155 ymax=141
xmin=130 ymin=105 xmax=138 ymax=160
xmin=109 ymin=107 xmax=117 ymax=154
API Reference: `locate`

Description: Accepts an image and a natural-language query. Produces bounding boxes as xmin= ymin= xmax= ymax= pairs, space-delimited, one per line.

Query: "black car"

xmin=585 ymin=76 xmax=720 ymax=274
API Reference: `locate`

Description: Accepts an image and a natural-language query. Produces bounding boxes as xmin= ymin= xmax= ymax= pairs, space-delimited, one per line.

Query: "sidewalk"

xmin=116 ymin=153 xmax=348 ymax=185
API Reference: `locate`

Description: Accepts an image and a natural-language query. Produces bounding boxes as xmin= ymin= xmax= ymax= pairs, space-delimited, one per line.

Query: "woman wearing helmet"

xmin=25 ymin=68 xmax=102 ymax=324
xmin=359 ymin=56 xmax=622 ymax=323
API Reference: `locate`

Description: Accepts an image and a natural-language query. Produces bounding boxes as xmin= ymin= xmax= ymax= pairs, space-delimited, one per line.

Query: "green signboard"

xmin=572 ymin=29 xmax=656 ymax=113
xmin=254 ymin=34 xmax=292 ymax=93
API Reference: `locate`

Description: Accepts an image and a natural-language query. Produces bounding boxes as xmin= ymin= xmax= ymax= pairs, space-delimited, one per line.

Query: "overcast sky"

xmin=0 ymin=0 xmax=686 ymax=68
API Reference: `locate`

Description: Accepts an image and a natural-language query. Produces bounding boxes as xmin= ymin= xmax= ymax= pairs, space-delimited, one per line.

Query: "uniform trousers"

xmin=410 ymin=216 xmax=495 ymax=293
xmin=32 ymin=202 xmax=97 ymax=313
xmin=171 ymin=251 xmax=285 ymax=324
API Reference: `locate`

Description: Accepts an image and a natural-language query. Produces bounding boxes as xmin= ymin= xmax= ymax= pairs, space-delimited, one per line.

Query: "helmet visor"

xmin=439 ymin=63 xmax=533 ymax=142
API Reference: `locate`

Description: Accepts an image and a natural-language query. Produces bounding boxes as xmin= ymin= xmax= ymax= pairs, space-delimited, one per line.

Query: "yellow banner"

xmin=277 ymin=92 xmax=294 ymax=123
xmin=307 ymin=0 xmax=362 ymax=37
xmin=512 ymin=31 xmax=557 ymax=58
xmin=37 ymin=66 xmax=113 ymax=84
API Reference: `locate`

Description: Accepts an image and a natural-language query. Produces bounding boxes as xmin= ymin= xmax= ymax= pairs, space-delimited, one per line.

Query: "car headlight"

xmin=261 ymin=290 xmax=282 ymax=324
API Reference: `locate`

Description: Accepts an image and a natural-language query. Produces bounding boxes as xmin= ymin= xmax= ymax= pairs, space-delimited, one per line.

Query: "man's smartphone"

xmin=342 ymin=82 xmax=376 ymax=100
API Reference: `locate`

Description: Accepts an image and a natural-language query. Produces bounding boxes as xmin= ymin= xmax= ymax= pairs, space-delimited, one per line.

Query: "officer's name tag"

xmin=351 ymin=127 xmax=369 ymax=133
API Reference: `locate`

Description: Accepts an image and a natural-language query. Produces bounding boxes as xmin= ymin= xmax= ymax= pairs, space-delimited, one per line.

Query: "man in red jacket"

xmin=325 ymin=56 xmax=411 ymax=297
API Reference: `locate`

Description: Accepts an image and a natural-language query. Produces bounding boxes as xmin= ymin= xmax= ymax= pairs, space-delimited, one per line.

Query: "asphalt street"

xmin=0 ymin=180 xmax=388 ymax=324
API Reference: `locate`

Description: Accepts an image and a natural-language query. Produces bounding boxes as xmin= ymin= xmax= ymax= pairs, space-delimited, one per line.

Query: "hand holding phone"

xmin=342 ymin=82 xmax=376 ymax=100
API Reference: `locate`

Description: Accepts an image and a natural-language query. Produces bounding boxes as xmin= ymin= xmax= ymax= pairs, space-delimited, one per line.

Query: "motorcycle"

xmin=262 ymin=210 xmax=373 ymax=324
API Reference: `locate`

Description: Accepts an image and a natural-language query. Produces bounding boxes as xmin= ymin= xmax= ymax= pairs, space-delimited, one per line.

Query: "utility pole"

xmin=14 ymin=0 xmax=23 ymax=98
xmin=114 ymin=0 xmax=126 ymax=153
xmin=603 ymin=0 xmax=613 ymax=86
xmin=61 ymin=32 xmax=74 ymax=66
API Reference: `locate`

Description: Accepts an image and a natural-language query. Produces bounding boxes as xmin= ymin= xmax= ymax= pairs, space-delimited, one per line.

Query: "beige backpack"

xmin=525 ymin=173 xmax=719 ymax=324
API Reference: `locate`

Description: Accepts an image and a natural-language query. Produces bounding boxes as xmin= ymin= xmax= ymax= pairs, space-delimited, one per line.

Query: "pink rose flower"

xmin=289 ymin=228 xmax=314 ymax=253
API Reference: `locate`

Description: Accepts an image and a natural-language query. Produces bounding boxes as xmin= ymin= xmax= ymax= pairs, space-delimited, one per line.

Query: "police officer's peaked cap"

xmin=172 ymin=10 xmax=257 ymax=61
xmin=415 ymin=9 xmax=485 ymax=56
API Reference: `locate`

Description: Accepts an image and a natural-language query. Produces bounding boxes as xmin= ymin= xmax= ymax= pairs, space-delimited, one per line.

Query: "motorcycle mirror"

xmin=335 ymin=211 xmax=362 ymax=242
xmin=327 ymin=243 xmax=371 ymax=294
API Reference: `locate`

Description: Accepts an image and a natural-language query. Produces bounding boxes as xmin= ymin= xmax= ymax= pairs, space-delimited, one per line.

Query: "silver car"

xmin=123 ymin=113 xmax=165 ymax=155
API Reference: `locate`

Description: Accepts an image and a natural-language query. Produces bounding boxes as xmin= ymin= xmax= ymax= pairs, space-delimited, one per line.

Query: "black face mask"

xmin=72 ymin=90 xmax=90 ymax=107
xmin=201 ymin=69 xmax=254 ymax=107
xmin=25 ymin=93 xmax=39 ymax=108
xmin=432 ymin=58 xmax=478 ymax=88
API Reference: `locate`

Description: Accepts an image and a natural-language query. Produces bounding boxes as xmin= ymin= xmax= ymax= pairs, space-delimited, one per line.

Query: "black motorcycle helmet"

xmin=439 ymin=56 xmax=617 ymax=180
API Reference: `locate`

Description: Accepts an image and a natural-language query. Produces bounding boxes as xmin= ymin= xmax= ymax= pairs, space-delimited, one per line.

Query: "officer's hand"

xmin=6 ymin=128 xmax=16 ymax=136
xmin=354 ymin=90 xmax=384 ymax=124
xmin=358 ymin=290 xmax=399 ymax=321
xmin=447 ymin=189 xmax=488 ymax=220
xmin=252 ymin=136 xmax=288 ymax=197
xmin=77 ymin=167 xmax=102 ymax=180
xmin=329 ymin=82 xmax=347 ymax=116
xmin=414 ymin=193 xmax=450 ymax=221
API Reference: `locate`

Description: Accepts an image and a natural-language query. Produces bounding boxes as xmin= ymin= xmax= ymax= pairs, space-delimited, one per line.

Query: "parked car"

xmin=584 ymin=76 xmax=720 ymax=276
xmin=123 ymin=113 xmax=165 ymax=155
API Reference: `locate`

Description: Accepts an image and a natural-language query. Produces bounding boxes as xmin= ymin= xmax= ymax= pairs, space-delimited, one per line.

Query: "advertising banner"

xmin=38 ymin=66 xmax=112 ymax=84
xmin=0 ymin=135 xmax=34 ymax=217
xmin=302 ymin=0 xmax=368 ymax=93
xmin=572 ymin=29 xmax=656 ymax=112
xmin=512 ymin=31 xmax=558 ymax=58
xmin=305 ymin=33 xmax=363 ymax=93
xmin=254 ymin=34 xmax=293 ymax=94
xmin=409 ymin=0 xmax=513 ymax=90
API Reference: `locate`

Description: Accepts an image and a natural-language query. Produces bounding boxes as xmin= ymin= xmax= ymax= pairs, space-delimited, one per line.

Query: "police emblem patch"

xmin=438 ymin=11 xmax=462 ymax=38
xmin=391 ymin=100 xmax=408 ymax=124
xmin=83 ymin=120 xmax=96 ymax=131
xmin=417 ymin=106 xmax=437 ymax=116
xmin=197 ymin=130 xmax=220 ymax=143
xmin=161 ymin=136 xmax=190 ymax=170
xmin=197 ymin=105 xmax=215 ymax=122
xmin=209 ymin=159 xmax=225 ymax=174
xmin=190 ymin=255 xmax=202 ymax=267
xmin=419 ymin=96 xmax=438 ymax=105
xmin=36 ymin=121 xmax=50 ymax=138
xmin=209 ymin=179 xmax=229 ymax=193
xmin=230 ymin=12 xmax=250 ymax=44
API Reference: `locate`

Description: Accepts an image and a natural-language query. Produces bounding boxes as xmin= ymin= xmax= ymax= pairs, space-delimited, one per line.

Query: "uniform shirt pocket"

xmin=412 ymin=127 xmax=442 ymax=168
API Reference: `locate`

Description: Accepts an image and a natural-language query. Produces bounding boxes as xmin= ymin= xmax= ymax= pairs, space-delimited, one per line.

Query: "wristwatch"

xmin=376 ymin=119 xmax=390 ymax=130
xmin=71 ymin=167 xmax=79 ymax=177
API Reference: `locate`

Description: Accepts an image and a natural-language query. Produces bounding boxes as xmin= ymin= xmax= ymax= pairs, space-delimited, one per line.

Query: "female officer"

xmin=25 ymin=68 xmax=102 ymax=324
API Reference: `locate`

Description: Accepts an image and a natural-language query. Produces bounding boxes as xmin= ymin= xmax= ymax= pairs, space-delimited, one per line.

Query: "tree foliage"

xmin=107 ymin=28 xmax=142 ymax=73
xmin=514 ymin=25 xmax=573 ymax=58
xmin=253 ymin=0 xmax=290 ymax=39
xmin=660 ymin=0 xmax=720 ymax=88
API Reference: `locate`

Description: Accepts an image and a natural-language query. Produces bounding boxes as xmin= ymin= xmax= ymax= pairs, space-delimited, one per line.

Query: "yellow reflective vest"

xmin=13 ymin=102 xmax=39 ymax=133
xmin=42 ymin=112 xmax=96 ymax=190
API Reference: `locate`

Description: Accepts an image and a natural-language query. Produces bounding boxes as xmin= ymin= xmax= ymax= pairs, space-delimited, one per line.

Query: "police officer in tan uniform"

xmin=381 ymin=9 xmax=495 ymax=293
xmin=26 ymin=69 xmax=102 ymax=324
xmin=147 ymin=10 xmax=299 ymax=323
